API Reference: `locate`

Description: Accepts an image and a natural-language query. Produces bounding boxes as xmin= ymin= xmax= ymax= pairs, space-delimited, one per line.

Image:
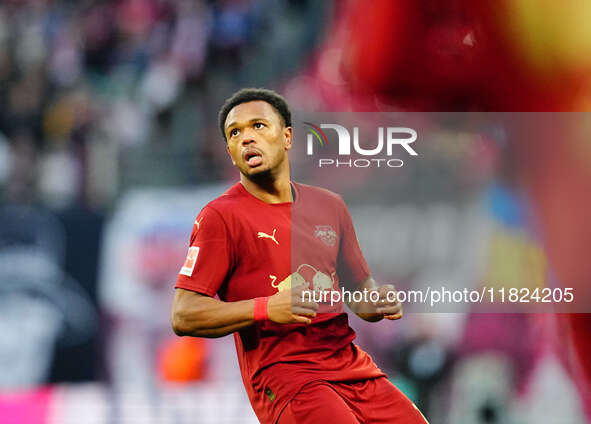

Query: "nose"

xmin=241 ymin=137 xmax=254 ymax=146
xmin=240 ymin=128 xmax=257 ymax=145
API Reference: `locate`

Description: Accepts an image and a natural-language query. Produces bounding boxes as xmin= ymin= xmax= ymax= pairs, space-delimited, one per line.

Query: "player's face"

xmin=224 ymin=101 xmax=292 ymax=179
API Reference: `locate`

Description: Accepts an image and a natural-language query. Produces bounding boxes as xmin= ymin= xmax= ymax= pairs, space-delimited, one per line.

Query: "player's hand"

xmin=373 ymin=284 xmax=403 ymax=320
xmin=267 ymin=284 xmax=319 ymax=325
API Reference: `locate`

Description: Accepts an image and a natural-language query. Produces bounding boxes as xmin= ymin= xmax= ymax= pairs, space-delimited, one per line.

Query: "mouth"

xmin=243 ymin=149 xmax=263 ymax=168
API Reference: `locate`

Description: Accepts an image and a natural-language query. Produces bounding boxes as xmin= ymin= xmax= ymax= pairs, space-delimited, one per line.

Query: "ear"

xmin=283 ymin=127 xmax=293 ymax=151
xmin=226 ymin=145 xmax=236 ymax=166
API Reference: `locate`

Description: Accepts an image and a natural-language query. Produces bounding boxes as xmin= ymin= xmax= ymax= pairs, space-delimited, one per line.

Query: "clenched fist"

xmin=372 ymin=284 xmax=403 ymax=320
xmin=267 ymin=284 xmax=319 ymax=324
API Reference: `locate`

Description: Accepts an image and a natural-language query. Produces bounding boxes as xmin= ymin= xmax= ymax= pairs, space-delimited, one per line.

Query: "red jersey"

xmin=175 ymin=182 xmax=385 ymax=423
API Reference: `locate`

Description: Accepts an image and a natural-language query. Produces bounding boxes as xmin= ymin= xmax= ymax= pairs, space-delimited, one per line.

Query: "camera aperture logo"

xmin=304 ymin=122 xmax=418 ymax=168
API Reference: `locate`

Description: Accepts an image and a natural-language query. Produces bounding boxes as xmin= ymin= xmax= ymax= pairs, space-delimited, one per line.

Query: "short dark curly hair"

xmin=217 ymin=88 xmax=292 ymax=142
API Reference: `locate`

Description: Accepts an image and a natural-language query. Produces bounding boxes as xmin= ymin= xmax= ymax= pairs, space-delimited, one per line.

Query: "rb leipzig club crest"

xmin=314 ymin=225 xmax=337 ymax=247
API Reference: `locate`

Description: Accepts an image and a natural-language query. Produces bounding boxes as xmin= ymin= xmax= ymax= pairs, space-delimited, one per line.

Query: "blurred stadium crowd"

xmin=1 ymin=1 xmax=591 ymax=423
xmin=0 ymin=0 xmax=325 ymax=209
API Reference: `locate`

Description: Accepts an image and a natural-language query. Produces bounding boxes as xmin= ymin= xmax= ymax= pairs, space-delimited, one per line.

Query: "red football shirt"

xmin=175 ymin=182 xmax=385 ymax=423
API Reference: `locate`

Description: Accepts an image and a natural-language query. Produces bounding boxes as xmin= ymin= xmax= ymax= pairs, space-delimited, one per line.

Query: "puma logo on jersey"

xmin=194 ymin=217 xmax=203 ymax=230
xmin=257 ymin=229 xmax=279 ymax=245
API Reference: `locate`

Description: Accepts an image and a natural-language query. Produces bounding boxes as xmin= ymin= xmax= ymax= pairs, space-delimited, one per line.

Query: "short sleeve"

xmin=175 ymin=206 xmax=232 ymax=297
xmin=336 ymin=197 xmax=371 ymax=289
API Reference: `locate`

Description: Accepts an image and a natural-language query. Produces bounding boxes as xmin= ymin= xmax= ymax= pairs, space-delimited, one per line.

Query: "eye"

xmin=229 ymin=128 xmax=239 ymax=137
xmin=254 ymin=122 xmax=265 ymax=129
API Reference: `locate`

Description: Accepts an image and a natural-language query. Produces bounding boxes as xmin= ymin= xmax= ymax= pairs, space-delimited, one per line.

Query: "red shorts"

xmin=276 ymin=377 xmax=428 ymax=424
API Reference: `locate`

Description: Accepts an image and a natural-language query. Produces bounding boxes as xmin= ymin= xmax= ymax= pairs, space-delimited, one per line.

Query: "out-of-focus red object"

xmin=342 ymin=0 xmax=482 ymax=110
xmin=513 ymin=117 xmax=591 ymax=417
xmin=158 ymin=337 xmax=207 ymax=383
xmin=339 ymin=0 xmax=591 ymax=111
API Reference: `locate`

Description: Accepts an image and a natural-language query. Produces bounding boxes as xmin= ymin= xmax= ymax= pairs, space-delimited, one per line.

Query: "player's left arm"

xmin=345 ymin=277 xmax=403 ymax=322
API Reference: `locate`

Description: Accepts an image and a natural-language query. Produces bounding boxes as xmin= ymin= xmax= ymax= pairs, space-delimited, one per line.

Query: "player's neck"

xmin=240 ymin=172 xmax=292 ymax=204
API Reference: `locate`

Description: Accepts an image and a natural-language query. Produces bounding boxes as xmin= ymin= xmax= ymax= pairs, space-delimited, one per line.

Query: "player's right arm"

xmin=172 ymin=206 xmax=317 ymax=338
xmin=171 ymin=285 xmax=318 ymax=338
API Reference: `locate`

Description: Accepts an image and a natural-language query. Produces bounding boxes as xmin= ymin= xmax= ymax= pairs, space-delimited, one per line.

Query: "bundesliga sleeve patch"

xmin=180 ymin=246 xmax=200 ymax=276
